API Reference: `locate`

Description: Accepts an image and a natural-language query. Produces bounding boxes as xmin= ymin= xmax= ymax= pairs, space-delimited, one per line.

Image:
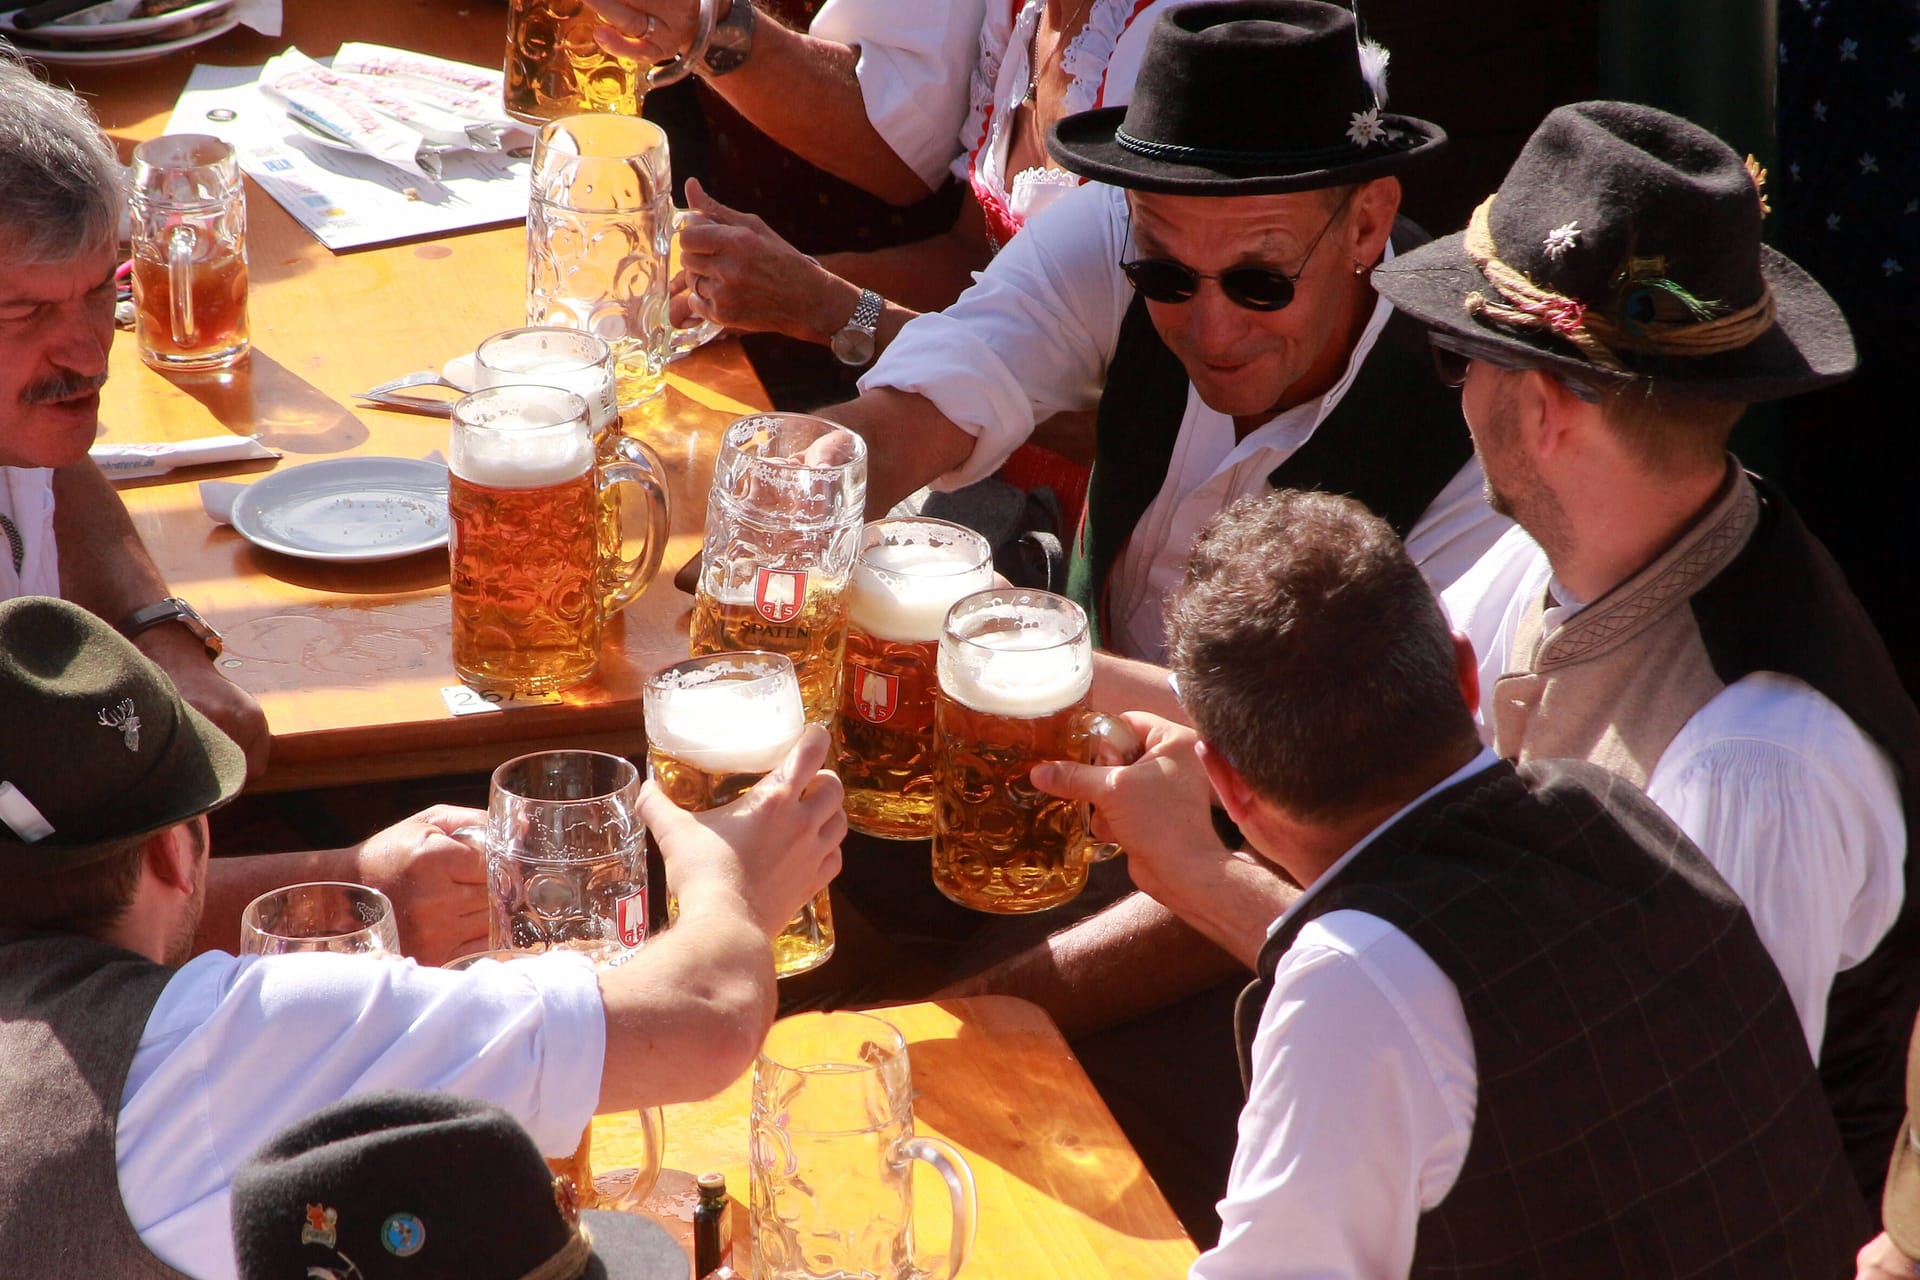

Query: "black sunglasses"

xmin=1120 ymin=188 xmax=1356 ymax=313
xmin=1427 ymin=329 xmax=1605 ymax=404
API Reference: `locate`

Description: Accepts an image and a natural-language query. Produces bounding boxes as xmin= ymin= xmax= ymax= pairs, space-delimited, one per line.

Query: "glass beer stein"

xmin=448 ymin=385 xmax=667 ymax=695
xmin=645 ymin=652 xmax=836 ymax=978
xmin=837 ymin=519 xmax=995 ymax=840
xmin=129 ymin=134 xmax=248 ymax=372
xmin=691 ymin=414 xmax=868 ymax=725
xmin=504 ymin=0 xmax=713 ymax=125
xmin=239 ymin=883 xmax=398 ymax=956
xmin=466 ymin=750 xmax=650 ymax=966
xmin=750 ymin=1012 xmax=974 ymax=1280
xmin=526 ymin=114 xmax=722 ymax=408
xmin=932 ymin=589 xmax=1142 ymax=913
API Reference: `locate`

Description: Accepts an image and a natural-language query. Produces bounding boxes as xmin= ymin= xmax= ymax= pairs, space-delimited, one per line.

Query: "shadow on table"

xmin=165 ymin=349 xmax=373 ymax=454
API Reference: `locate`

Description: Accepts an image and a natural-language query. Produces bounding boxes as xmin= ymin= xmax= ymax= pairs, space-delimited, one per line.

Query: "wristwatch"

xmin=701 ymin=0 xmax=757 ymax=75
xmin=119 ymin=597 xmax=224 ymax=658
xmin=830 ymin=289 xmax=883 ymax=367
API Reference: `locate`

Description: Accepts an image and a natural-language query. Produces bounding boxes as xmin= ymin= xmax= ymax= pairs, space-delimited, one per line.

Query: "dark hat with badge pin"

xmin=230 ymin=1091 xmax=687 ymax=1280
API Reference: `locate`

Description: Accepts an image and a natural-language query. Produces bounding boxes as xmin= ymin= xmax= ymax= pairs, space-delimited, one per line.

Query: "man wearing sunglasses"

xmin=1371 ymin=101 xmax=1919 ymax=1206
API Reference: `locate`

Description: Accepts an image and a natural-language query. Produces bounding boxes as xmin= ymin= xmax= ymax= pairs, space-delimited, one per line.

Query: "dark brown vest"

xmin=1237 ymin=759 xmax=1871 ymax=1276
xmin=1069 ymin=220 xmax=1473 ymax=644
xmin=0 ymin=930 xmax=191 ymax=1279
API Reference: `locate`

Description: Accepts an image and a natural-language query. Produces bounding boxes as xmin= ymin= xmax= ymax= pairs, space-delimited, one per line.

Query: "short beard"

xmin=1475 ymin=385 xmax=1575 ymax=564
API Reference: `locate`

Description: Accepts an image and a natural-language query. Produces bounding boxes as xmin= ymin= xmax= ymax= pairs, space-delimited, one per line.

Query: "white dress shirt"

xmin=1441 ymin=525 xmax=1907 ymax=1059
xmin=811 ymin=0 xmax=988 ymax=190
xmin=0 ymin=465 xmax=60 ymax=600
xmin=118 ymin=949 xmax=606 ymax=1280
xmin=1192 ymin=750 xmax=1497 ymax=1280
xmin=864 ymin=182 xmax=1509 ymax=661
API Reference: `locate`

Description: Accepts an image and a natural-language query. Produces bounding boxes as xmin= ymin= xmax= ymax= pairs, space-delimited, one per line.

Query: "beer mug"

xmin=932 ymin=590 xmax=1142 ymax=914
xmin=474 ymin=326 xmax=672 ymax=608
xmin=239 ymin=883 xmax=398 ymax=956
xmin=645 ymin=652 xmax=835 ymax=978
xmin=129 ymin=134 xmax=249 ymax=372
xmin=463 ymin=750 xmax=650 ymax=966
xmin=527 ymin=114 xmax=723 ymax=409
xmin=448 ymin=385 xmax=666 ymax=695
xmin=691 ymin=414 xmax=868 ymax=725
xmin=837 ymin=519 xmax=995 ymax=840
xmin=503 ymin=0 xmax=714 ymax=124
xmin=750 ymin=1011 xmax=975 ymax=1280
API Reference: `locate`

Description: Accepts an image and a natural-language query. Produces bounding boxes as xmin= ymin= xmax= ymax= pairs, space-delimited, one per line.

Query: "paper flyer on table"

xmin=166 ymin=61 xmax=534 ymax=252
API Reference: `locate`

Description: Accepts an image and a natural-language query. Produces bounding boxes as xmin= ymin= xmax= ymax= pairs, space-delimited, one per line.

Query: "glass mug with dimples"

xmin=503 ymin=0 xmax=713 ymax=124
xmin=526 ymin=114 xmax=722 ymax=409
xmin=129 ymin=134 xmax=248 ymax=372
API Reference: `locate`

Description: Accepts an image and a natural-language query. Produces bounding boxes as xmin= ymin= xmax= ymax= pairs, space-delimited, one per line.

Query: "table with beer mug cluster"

xmin=59 ymin=0 xmax=1198 ymax=1272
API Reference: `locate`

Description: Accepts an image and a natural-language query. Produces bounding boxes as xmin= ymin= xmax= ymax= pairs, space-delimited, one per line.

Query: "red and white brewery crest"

xmin=853 ymin=665 xmax=898 ymax=724
xmin=616 ymin=890 xmax=647 ymax=948
xmin=755 ymin=567 xmax=806 ymax=623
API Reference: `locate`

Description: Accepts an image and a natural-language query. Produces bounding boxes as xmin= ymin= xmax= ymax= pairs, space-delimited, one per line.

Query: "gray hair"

xmin=1166 ymin=489 xmax=1479 ymax=823
xmin=0 ymin=54 xmax=123 ymax=263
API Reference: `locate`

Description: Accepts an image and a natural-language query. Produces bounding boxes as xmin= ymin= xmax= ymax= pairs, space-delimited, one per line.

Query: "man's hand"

xmin=135 ymin=625 xmax=270 ymax=781
xmin=1031 ymin=712 xmax=1225 ymax=909
xmin=1858 ymin=1232 xmax=1920 ymax=1280
xmin=673 ymin=178 xmax=860 ymax=344
xmin=643 ymin=724 xmax=845 ymax=936
xmin=586 ymin=0 xmax=705 ymax=62
xmin=351 ymin=806 xmax=490 ymax=966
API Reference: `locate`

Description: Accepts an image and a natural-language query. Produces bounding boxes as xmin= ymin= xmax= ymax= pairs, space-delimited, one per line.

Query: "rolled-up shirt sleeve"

xmin=810 ymin=0 xmax=988 ymax=190
xmin=860 ymin=182 xmax=1131 ymax=488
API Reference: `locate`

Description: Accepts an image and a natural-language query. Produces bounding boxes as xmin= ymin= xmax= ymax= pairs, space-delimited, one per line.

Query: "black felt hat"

xmin=231 ymin=1092 xmax=686 ymax=1280
xmin=1048 ymin=0 xmax=1445 ymax=194
xmin=0 ymin=596 xmax=245 ymax=876
xmin=1372 ymin=101 xmax=1857 ymax=401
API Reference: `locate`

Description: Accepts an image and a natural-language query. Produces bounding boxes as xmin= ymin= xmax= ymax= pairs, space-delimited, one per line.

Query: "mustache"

xmin=21 ymin=371 xmax=107 ymax=405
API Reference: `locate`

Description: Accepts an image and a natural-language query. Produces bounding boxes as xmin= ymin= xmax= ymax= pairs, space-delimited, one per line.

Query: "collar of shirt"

xmin=1263 ymin=745 xmax=1503 ymax=943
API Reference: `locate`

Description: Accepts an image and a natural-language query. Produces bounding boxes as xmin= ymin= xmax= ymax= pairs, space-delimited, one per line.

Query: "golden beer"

xmin=933 ymin=590 xmax=1131 ymax=913
xmin=449 ymin=466 xmax=599 ymax=695
xmin=504 ymin=0 xmax=641 ymax=124
xmin=836 ymin=521 xmax=995 ymax=840
xmin=689 ymin=584 xmax=851 ymax=725
xmin=646 ymin=653 xmax=835 ymax=977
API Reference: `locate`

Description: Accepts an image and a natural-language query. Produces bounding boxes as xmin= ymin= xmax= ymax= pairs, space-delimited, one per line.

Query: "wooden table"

xmin=595 ymin=997 xmax=1201 ymax=1278
xmin=57 ymin=1 xmax=765 ymax=792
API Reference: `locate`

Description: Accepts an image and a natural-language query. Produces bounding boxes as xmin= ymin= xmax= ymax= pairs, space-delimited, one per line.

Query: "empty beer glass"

xmin=527 ymin=114 xmax=722 ymax=408
xmin=750 ymin=1011 xmax=974 ymax=1280
xmin=646 ymin=652 xmax=835 ymax=978
xmin=504 ymin=0 xmax=711 ymax=124
xmin=837 ymin=519 xmax=995 ymax=840
xmin=448 ymin=385 xmax=666 ymax=695
xmin=932 ymin=590 xmax=1141 ymax=913
xmin=691 ymin=414 xmax=868 ymax=725
xmin=468 ymin=750 xmax=649 ymax=966
xmin=239 ymin=883 xmax=399 ymax=956
xmin=129 ymin=134 xmax=248 ymax=372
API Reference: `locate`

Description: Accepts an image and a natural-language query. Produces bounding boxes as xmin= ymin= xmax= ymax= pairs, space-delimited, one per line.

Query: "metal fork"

xmin=353 ymin=370 xmax=466 ymax=417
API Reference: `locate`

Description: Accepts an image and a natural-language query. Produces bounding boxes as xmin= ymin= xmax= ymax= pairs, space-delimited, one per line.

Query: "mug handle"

xmin=597 ymin=434 xmax=672 ymax=613
xmin=644 ymin=0 xmax=719 ymax=88
xmin=669 ymin=209 xmax=725 ymax=358
xmin=167 ymin=224 xmax=198 ymax=346
xmin=900 ymin=1134 xmax=976 ymax=1280
xmin=1076 ymin=711 xmax=1145 ymax=864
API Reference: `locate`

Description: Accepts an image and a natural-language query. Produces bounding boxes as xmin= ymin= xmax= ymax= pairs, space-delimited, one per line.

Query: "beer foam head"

xmin=474 ymin=330 xmax=617 ymax=433
xmin=450 ymin=386 xmax=594 ymax=489
xmin=647 ymin=669 xmax=805 ymax=773
xmin=850 ymin=539 xmax=995 ymax=643
xmin=939 ymin=619 xmax=1091 ymax=717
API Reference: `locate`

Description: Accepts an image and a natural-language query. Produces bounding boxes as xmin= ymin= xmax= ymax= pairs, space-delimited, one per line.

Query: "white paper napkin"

xmin=91 ymin=435 xmax=279 ymax=481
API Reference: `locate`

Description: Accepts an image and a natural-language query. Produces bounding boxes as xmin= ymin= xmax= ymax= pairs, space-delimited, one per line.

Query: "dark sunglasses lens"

xmin=1121 ymin=259 xmax=1198 ymax=303
xmin=1430 ymin=344 xmax=1470 ymax=388
xmin=1219 ymin=269 xmax=1295 ymax=312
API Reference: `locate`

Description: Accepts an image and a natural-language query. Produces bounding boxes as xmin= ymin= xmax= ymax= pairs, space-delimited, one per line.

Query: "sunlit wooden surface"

xmin=50 ymin=2 xmax=766 ymax=791
xmin=595 ymin=997 xmax=1201 ymax=1278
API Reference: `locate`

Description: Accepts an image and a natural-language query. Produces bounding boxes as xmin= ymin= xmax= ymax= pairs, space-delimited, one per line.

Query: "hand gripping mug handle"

xmin=669 ymin=209 xmax=725 ymax=358
xmin=899 ymin=1134 xmax=976 ymax=1280
xmin=598 ymin=434 xmax=673 ymax=613
xmin=644 ymin=0 xmax=719 ymax=88
xmin=1078 ymin=711 xmax=1145 ymax=864
xmin=166 ymin=223 xmax=198 ymax=347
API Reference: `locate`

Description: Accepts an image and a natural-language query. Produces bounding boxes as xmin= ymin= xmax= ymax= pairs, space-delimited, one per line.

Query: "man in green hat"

xmin=0 ymin=596 xmax=844 ymax=1280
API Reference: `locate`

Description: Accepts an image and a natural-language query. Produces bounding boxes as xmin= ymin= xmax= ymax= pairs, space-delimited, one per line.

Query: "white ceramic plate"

xmin=3 ymin=15 xmax=238 ymax=64
xmin=0 ymin=0 xmax=231 ymax=44
xmin=230 ymin=457 xmax=451 ymax=564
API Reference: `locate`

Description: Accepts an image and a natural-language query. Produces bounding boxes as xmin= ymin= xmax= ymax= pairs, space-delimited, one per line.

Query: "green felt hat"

xmin=0 ymin=596 xmax=245 ymax=876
